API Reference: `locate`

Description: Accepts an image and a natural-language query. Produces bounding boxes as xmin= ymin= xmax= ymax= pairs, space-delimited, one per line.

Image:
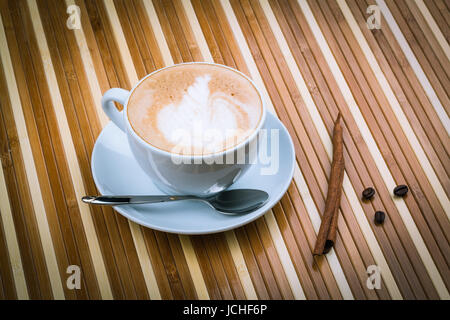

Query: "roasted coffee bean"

xmin=362 ymin=187 xmax=375 ymax=200
xmin=374 ymin=211 xmax=385 ymax=225
xmin=393 ymin=185 xmax=409 ymax=197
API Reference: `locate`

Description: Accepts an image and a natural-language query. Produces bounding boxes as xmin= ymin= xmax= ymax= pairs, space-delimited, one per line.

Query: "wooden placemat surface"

xmin=0 ymin=0 xmax=448 ymax=300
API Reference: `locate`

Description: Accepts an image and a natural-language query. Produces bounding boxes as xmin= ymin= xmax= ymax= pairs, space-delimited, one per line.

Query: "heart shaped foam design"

xmin=157 ymin=75 xmax=250 ymax=154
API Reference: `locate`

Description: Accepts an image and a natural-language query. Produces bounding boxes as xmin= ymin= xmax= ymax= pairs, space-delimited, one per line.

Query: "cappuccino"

xmin=127 ymin=63 xmax=263 ymax=155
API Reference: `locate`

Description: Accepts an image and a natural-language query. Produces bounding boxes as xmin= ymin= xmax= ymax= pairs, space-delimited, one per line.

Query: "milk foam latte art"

xmin=127 ymin=64 xmax=263 ymax=155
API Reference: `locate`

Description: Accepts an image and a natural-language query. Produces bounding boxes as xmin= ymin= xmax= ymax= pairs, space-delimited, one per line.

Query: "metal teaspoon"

xmin=82 ymin=189 xmax=269 ymax=215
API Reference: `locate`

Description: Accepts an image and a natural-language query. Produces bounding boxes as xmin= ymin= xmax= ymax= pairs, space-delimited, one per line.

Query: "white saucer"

xmin=91 ymin=112 xmax=295 ymax=234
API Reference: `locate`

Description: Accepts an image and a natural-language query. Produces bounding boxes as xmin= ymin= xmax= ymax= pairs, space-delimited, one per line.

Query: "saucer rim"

xmin=91 ymin=111 xmax=295 ymax=234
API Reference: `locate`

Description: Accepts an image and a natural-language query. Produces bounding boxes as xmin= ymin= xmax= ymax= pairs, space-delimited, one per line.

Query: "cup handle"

xmin=101 ymin=88 xmax=130 ymax=132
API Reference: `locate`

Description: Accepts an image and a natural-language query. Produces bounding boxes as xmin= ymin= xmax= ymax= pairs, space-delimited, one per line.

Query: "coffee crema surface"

xmin=127 ymin=64 xmax=263 ymax=155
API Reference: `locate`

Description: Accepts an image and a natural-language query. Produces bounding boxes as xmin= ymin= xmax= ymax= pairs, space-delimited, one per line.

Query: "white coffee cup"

xmin=101 ymin=62 xmax=266 ymax=196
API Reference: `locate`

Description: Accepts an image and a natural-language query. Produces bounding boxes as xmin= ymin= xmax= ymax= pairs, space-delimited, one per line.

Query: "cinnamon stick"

xmin=313 ymin=113 xmax=344 ymax=255
xmin=323 ymin=162 xmax=344 ymax=254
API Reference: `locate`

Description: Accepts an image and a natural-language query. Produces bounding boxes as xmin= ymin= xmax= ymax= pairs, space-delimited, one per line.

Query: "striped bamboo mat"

xmin=0 ymin=0 xmax=449 ymax=300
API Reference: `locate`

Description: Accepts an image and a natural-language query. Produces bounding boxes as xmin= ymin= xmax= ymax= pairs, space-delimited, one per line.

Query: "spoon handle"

xmin=82 ymin=195 xmax=196 ymax=205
